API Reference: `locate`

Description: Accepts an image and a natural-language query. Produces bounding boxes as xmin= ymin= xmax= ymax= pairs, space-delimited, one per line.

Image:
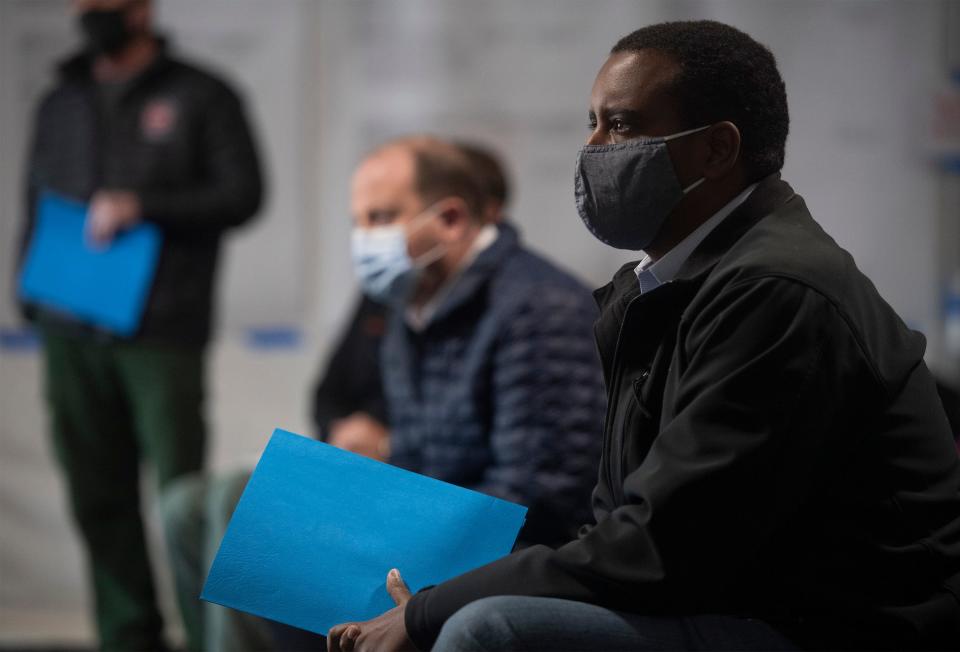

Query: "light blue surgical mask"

xmin=575 ymin=125 xmax=709 ymax=251
xmin=350 ymin=207 xmax=446 ymax=304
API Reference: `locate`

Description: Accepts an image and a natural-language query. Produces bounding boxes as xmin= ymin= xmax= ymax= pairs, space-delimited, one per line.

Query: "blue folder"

xmin=18 ymin=191 xmax=162 ymax=336
xmin=201 ymin=429 xmax=528 ymax=635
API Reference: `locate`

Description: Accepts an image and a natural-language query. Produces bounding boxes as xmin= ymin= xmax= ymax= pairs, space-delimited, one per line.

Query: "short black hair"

xmin=612 ymin=20 xmax=789 ymax=181
xmin=455 ymin=141 xmax=511 ymax=208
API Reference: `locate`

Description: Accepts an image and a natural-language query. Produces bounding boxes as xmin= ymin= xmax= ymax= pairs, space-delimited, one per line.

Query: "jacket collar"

xmin=589 ymin=174 xmax=796 ymax=380
xmin=675 ymin=173 xmax=796 ymax=283
xmin=417 ymin=221 xmax=521 ymax=329
xmin=593 ymin=173 xmax=795 ymax=313
xmin=58 ymin=36 xmax=174 ymax=92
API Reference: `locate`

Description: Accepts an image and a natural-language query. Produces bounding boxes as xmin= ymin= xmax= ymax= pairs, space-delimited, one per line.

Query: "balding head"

xmin=366 ymin=136 xmax=486 ymax=221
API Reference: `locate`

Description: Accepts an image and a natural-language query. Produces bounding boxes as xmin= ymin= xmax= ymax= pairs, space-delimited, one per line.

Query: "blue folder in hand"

xmin=18 ymin=191 xmax=162 ymax=336
xmin=201 ymin=429 xmax=528 ymax=635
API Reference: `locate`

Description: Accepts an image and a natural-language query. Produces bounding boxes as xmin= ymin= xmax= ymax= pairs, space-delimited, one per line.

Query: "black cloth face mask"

xmin=78 ymin=9 xmax=133 ymax=55
xmin=574 ymin=125 xmax=710 ymax=251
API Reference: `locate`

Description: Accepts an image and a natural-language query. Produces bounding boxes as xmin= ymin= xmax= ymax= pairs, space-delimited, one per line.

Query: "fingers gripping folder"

xmin=19 ymin=191 xmax=161 ymax=336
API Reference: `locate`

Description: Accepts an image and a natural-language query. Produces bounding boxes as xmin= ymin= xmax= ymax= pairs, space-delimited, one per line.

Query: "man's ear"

xmin=434 ymin=197 xmax=476 ymax=241
xmin=702 ymin=121 xmax=741 ymax=180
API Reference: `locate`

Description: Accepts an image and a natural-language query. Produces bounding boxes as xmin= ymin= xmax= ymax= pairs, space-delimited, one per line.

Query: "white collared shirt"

xmin=406 ymin=224 xmax=499 ymax=331
xmin=635 ymin=183 xmax=758 ymax=293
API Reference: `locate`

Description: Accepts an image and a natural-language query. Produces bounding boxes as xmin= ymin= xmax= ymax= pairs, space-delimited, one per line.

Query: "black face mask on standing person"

xmin=78 ymin=9 xmax=133 ymax=55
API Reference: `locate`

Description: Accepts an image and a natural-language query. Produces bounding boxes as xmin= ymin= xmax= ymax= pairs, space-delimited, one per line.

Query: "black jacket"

xmin=18 ymin=41 xmax=263 ymax=347
xmin=404 ymin=176 xmax=960 ymax=651
xmin=311 ymin=295 xmax=389 ymax=439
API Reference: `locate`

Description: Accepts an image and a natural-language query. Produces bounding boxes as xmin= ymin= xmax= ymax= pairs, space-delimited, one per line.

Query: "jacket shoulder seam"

xmin=723 ymin=273 xmax=891 ymax=398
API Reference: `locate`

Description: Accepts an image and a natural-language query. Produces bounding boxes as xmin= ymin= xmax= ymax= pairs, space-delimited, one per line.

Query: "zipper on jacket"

xmin=604 ymin=293 xmax=642 ymax=506
xmin=632 ymin=370 xmax=652 ymax=419
xmin=619 ymin=368 xmax=653 ymax=491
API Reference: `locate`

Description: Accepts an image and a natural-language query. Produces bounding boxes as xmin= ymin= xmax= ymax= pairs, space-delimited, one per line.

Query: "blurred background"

xmin=0 ymin=0 xmax=958 ymax=647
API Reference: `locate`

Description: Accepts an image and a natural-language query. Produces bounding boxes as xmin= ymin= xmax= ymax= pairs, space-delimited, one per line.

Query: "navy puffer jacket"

xmin=382 ymin=223 xmax=606 ymax=548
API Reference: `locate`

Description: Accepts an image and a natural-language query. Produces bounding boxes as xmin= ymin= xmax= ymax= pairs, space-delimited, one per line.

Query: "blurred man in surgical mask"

xmin=348 ymin=135 xmax=604 ymax=550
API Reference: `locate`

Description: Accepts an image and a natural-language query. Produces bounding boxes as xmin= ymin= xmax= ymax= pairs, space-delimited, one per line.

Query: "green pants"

xmin=42 ymin=329 xmax=206 ymax=651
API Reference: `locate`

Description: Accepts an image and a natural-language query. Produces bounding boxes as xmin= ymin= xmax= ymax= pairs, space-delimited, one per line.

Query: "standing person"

xmin=328 ymin=21 xmax=960 ymax=652
xmin=16 ymin=1 xmax=263 ymax=649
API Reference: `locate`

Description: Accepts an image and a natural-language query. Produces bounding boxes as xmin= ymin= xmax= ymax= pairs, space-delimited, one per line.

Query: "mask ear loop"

xmin=682 ymin=177 xmax=705 ymax=194
xmin=663 ymin=124 xmax=712 ymax=194
xmin=407 ymin=196 xmax=483 ymax=269
xmin=662 ymin=124 xmax=712 ymax=142
xmin=405 ymin=200 xmax=451 ymax=269
xmin=412 ymin=241 xmax=447 ymax=269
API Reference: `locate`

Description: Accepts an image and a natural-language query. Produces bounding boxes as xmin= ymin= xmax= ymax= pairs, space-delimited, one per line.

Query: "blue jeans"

xmin=433 ymin=596 xmax=799 ymax=651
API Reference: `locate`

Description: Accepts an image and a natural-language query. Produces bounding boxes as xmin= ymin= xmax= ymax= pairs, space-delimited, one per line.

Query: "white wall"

xmin=0 ymin=0 xmax=954 ymax=645
xmin=310 ymin=0 xmax=953 ymax=365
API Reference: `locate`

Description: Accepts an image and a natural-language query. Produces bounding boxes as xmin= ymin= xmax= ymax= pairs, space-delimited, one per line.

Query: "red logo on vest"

xmin=141 ymin=99 xmax=178 ymax=140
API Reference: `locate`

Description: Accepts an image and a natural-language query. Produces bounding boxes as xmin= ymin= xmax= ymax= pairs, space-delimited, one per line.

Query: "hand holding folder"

xmin=19 ymin=191 xmax=161 ymax=336
xmin=201 ymin=429 xmax=528 ymax=636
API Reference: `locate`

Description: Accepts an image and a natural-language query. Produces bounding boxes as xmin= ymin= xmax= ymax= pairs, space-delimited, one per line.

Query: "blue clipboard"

xmin=18 ymin=191 xmax=162 ymax=336
xmin=201 ymin=429 xmax=528 ymax=635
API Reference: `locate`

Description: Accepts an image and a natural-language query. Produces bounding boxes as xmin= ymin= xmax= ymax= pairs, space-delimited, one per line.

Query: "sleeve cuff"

xmin=137 ymin=190 xmax=168 ymax=225
xmin=404 ymin=587 xmax=439 ymax=651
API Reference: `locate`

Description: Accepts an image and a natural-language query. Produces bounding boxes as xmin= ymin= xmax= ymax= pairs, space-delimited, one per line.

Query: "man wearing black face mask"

xmin=79 ymin=2 xmax=140 ymax=55
xmin=16 ymin=1 xmax=263 ymax=649
xmin=327 ymin=21 xmax=960 ymax=652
